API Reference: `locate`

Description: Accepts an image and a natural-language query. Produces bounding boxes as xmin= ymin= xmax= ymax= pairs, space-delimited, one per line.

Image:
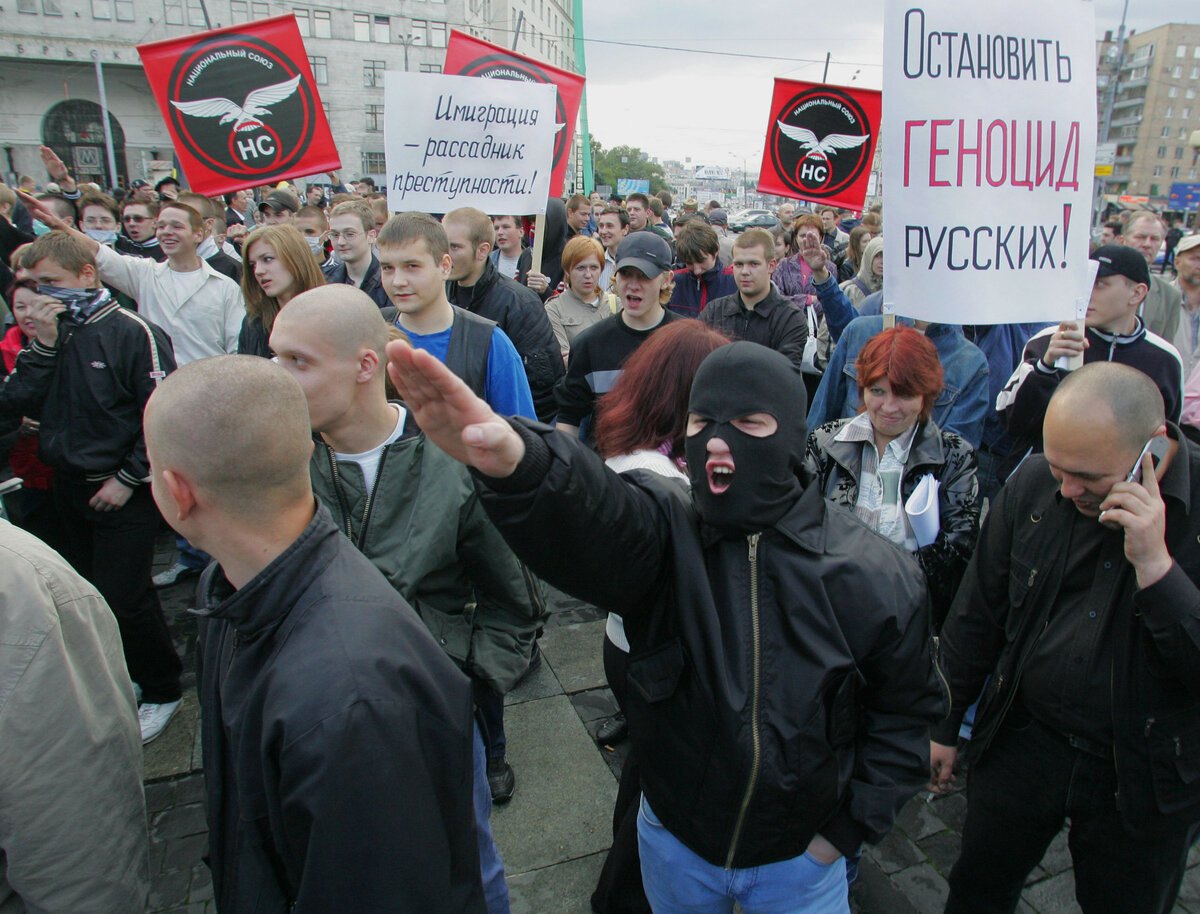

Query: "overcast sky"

xmin=578 ymin=1 xmax=1193 ymax=174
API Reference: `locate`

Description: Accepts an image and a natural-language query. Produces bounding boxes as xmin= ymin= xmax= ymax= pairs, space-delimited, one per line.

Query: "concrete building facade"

xmin=1097 ymin=21 xmax=1200 ymax=208
xmin=0 ymin=0 xmax=576 ymax=191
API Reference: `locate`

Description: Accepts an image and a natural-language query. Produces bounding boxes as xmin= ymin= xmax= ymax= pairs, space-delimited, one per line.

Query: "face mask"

xmin=33 ymin=221 xmax=52 ymax=237
xmin=84 ymin=228 xmax=119 ymax=245
xmin=684 ymin=342 xmax=809 ymax=536
xmin=37 ymin=284 xmax=112 ymax=323
xmin=306 ymin=235 xmax=325 ymax=255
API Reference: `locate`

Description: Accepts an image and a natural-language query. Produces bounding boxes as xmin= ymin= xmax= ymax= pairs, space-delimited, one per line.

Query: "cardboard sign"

xmin=881 ymin=0 xmax=1098 ymax=325
xmin=384 ymin=72 xmax=556 ymax=215
xmin=757 ymin=79 xmax=881 ymax=210
xmin=138 ymin=15 xmax=339 ymax=197
xmin=443 ymin=30 xmax=585 ymax=197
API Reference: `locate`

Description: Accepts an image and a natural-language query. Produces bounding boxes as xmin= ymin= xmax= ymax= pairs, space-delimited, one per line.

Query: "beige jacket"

xmin=0 ymin=521 xmax=149 ymax=914
xmin=1142 ymin=273 xmax=1182 ymax=344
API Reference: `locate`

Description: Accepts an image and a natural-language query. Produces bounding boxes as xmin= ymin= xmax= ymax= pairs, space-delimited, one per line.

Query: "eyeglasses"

xmin=122 ymin=214 xmax=150 ymax=223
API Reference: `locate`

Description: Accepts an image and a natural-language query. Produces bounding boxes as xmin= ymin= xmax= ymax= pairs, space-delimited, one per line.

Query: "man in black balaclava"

xmin=386 ymin=339 xmax=945 ymax=913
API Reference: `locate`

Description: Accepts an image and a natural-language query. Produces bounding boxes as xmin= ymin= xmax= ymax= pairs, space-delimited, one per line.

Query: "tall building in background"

xmin=0 ymin=0 xmax=575 ymax=190
xmin=1096 ymin=21 xmax=1200 ymax=209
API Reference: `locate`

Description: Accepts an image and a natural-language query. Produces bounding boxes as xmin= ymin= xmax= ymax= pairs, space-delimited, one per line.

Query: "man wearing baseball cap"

xmin=258 ymin=190 xmax=299 ymax=226
xmin=1170 ymin=235 xmax=1200 ymax=376
xmin=555 ymin=232 xmax=683 ymax=442
xmin=997 ymin=243 xmax=1184 ymax=469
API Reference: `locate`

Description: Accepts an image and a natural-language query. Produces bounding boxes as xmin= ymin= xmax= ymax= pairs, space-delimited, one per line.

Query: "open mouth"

xmin=625 ymin=294 xmax=644 ymax=308
xmin=706 ymin=459 xmax=735 ymax=494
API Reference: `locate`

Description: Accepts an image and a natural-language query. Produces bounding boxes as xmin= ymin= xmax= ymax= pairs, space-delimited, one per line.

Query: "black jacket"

xmin=206 ymin=249 xmax=243 ymax=284
xmin=448 ymin=258 xmax=563 ymax=423
xmin=114 ymin=235 xmax=166 ymax=262
xmin=0 ymin=299 xmax=174 ymax=487
xmin=934 ymin=432 xmax=1200 ymax=834
xmin=323 ymin=252 xmax=390 ymax=310
xmin=194 ymin=506 xmax=485 ymax=913
xmin=237 ymin=315 xmax=271 ymax=358
xmin=700 ymin=285 xmax=809 ymax=373
xmin=805 ymin=418 xmax=981 ymax=628
xmin=475 ymin=420 xmax=945 ymax=867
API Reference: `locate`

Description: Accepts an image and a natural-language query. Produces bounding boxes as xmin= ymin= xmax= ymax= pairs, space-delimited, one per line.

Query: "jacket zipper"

xmin=931 ymin=635 xmax=952 ymax=719
xmin=725 ymin=533 xmax=762 ymax=869
xmin=327 ymin=444 xmax=391 ymax=549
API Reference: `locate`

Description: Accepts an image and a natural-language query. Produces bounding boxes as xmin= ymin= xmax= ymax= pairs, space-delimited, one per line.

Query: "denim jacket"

xmin=807 ymin=315 xmax=990 ymax=450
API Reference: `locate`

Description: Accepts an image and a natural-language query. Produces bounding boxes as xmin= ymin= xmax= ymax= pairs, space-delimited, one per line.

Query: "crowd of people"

xmin=3 ymin=142 xmax=1200 ymax=914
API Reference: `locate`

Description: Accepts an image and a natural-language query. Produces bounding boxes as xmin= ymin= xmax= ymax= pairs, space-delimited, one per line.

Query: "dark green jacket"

xmin=310 ymin=411 xmax=545 ymax=693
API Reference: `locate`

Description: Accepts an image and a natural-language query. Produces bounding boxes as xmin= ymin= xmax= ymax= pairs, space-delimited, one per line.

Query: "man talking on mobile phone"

xmin=931 ymin=361 xmax=1200 ymax=914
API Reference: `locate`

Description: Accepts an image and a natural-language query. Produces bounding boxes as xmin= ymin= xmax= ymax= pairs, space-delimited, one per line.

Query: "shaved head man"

xmin=273 ymin=283 xmax=542 ymax=828
xmin=145 ymin=354 xmax=485 ymax=913
xmin=934 ymin=362 xmax=1200 ymax=914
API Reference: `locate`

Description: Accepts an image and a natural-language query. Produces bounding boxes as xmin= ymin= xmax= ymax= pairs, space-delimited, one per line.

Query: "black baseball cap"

xmin=615 ymin=232 xmax=673 ymax=277
xmin=130 ymin=179 xmax=150 ymax=189
xmin=259 ymin=190 xmax=299 ymax=214
xmin=1091 ymin=244 xmax=1150 ymax=286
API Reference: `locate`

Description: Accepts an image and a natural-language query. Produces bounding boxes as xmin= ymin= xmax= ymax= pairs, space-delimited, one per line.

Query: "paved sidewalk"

xmin=143 ymin=535 xmax=1200 ymax=913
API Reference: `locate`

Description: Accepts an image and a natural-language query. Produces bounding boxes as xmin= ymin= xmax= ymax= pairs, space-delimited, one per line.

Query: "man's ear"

xmin=358 ymin=347 xmax=381 ymax=384
xmin=162 ymin=468 xmax=198 ymax=521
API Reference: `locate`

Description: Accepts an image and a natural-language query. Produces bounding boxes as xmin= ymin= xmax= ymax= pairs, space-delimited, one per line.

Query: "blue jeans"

xmin=472 ymin=724 xmax=511 ymax=913
xmin=636 ymin=796 xmax=849 ymax=914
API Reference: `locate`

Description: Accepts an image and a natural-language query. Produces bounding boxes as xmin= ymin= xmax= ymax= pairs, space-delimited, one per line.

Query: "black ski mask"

xmin=684 ymin=342 xmax=808 ymax=536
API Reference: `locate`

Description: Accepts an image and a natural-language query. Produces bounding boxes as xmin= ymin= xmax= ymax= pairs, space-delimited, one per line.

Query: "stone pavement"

xmin=143 ymin=534 xmax=1200 ymax=913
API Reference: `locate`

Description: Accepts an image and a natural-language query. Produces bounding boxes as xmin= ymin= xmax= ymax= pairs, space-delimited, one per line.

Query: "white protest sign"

xmin=881 ymin=0 xmax=1097 ymax=325
xmin=385 ymin=72 xmax=556 ymax=215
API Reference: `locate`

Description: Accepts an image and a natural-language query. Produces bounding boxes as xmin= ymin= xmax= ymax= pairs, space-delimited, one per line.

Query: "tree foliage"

xmin=591 ymin=141 xmax=667 ymax=195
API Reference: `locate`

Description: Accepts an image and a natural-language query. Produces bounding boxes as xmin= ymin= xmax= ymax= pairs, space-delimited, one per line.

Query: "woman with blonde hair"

xmin=545 ymin=234 xmax=616 ymax=362
xmin=237 ymin=224 xmax=326 ymax=357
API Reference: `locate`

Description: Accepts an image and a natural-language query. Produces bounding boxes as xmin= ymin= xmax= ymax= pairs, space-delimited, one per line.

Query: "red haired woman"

xmin=589 ymin=319 xmax=729 ymax=914
xmin=804 ymin=325 xmax=980 ymax=627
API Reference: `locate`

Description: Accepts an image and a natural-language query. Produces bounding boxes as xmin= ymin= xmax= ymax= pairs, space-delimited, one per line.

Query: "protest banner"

xmin=881 ymin=0 xmax=1097 ymax=325
xmin=138 ymin=15 xmax=339 ymax=197
xmin=444 ymin=30 xmax=585 ymax=198
xmin=757 ymin=79 xmax=881 ymax=211
xmin=384 ymin=72 xmax=556 ymax=216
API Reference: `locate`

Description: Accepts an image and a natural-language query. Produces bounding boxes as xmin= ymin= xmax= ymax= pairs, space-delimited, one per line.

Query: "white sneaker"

xmin=152 ymin=561 xmax=201 ymax=588
xmin=139 ymin=700 xmax=181 ymax=744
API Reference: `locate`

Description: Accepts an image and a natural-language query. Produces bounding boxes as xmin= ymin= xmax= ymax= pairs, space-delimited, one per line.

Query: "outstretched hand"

xmin=385 ymin=342 xmax=526 ymax=478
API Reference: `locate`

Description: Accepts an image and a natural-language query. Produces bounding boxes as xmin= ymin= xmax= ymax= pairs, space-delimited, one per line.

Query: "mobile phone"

xmin=1125 ymin=435 xmax=1170 ymax=485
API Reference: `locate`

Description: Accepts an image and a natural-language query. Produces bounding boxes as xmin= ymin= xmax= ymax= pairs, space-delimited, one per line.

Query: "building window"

xmin=1178 ymin=44 xmax=1188 ymax=58
xmin=308 ymin=55 xmax=327 ymax=84
xmin=1193 ymin=67 xmax=1200 ymax=80
xmin=362 ymin=151 xmax=387 ymax=173
xmin=313 ymin=9 xmax=330 ymax=37
xmin=115 ymin=0 xmax=133 ymax=18
xmin=366 ymin=104 xmax=384 ymax=132
xmin=431 ymin=21 xmax=447 ymax=47
xmin=373 ymin=14 xmax=390 ymax=42
xmin=294 ymin=8 xmax=311 ymax=35
xmin=1172 ymin=65 xmax=1183 ymax=78
xmin=1177 ymin=147 xmax=1186 ymax=159
xmin=363 ymin=59 xmax=385 ymax=87
xmin=1162 ymin=126 xmax=1172 ymax=138
xmin=42 ymin=0 xmax=62 ymax=14
xmin=164 ymin=0 xmax=183 ymax=23
xmin=1172 ymin=167 xmax=1181 ymax=178
xmin=411 ymin=19 xmax=429 ymax=44
xmin=230 ymin=0 xmax=247 ymax=21
xmin=1153 ymin=166 xmax=1163 ymax=178
xmin=1169 ymin=86 xmax=1179 ymax=98
xmin=1184 ymin=107 xmax=1193 ymax=120
xmin=17 ymin=0 xmax=36 ymax=14
xmin=92 ymin=0 xmax=111 ymax=17
xmin=1150 ymin=184 xmax=1160 ymax=196
xmin=419 ymin=63 xmax=442 ymax=73
xmin=252 ymin=1 xmax=266 ymax=14
xmin=354 ymin=12 xmax=370 ymax=41
xmin=1158 ymin=146 xmax=1168 ymax=158
xmin=1165 ymin=106 xmax=1174 ymax=118
xmin=1130 ymin=66 xmax=1148 ymax=80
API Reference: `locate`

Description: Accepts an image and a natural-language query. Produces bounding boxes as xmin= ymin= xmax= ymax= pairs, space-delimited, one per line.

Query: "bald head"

xmin=146 ymin=355 xmax=313 ymax=517
xmin=274 ymin=283 xmax=390 ymax=361
xmin=1047 ymin=362 xmax=1165 ymax=454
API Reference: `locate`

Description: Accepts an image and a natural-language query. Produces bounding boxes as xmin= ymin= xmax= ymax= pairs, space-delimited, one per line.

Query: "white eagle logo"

xmin=170 ymin=74 xmax=302 ymax=133
xmin=776 ymin=122 xmax=870 ymax=158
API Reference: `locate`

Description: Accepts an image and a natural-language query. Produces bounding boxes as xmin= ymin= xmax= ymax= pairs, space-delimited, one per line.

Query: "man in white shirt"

xmin=490 ymin=215 xmax=525 ymax=280
xmin=26 ymin=198 xmax=244 ymax=365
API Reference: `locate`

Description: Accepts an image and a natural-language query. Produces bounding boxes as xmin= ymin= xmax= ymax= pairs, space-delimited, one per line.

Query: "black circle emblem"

xmin=768 ymin=87 xmax=872 ymax=200
xmin=453 ymin=53 xmax=569 ymax=177
xmin=166 ymin=33 xmax=316 ymax=180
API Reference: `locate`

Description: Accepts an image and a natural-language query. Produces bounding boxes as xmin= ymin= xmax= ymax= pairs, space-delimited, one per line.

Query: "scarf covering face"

xmin=37 ymin=285 xmax=112 ymax=324
xmin=684 ymin=342 xmax=809 ymax=536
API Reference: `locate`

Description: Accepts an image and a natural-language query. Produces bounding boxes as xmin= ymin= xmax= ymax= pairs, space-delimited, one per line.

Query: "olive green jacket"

xmin=310 ymin=414 xmax=546 ymax=693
